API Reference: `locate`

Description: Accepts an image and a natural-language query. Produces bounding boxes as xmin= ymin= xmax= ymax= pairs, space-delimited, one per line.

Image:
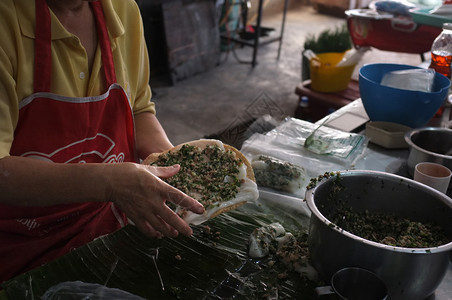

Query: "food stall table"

xmin=1 ymin=100 xmax=451 ymax=299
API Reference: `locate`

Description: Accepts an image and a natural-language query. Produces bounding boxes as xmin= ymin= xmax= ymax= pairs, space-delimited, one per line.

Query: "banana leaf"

xmin=2 ymin=201 xmax=317 ymax=299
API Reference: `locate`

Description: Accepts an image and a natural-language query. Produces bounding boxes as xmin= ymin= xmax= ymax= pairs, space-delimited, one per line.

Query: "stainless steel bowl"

xmin=405 ymin=127 xmax=452 ymax=177
xmin=305 ymin=170 xmax=452 ymax=300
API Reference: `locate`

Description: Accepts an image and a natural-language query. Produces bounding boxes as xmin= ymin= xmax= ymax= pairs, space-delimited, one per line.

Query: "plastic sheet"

xmin=241 ymin=117 xmax=368 ymax=198
xmin=3 ymin=201 xmax=315 ymax=300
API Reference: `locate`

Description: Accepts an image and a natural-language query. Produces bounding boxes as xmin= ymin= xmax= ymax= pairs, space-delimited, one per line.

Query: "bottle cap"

xmin=443 ymin=23 xmax=452 ymax=30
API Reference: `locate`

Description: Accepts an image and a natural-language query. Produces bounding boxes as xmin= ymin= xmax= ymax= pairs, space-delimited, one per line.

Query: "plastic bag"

xmin=380 ymin=68 xmax=435 ymax=92
xmin=42 ymin=281 xmax=146 ymax=300
xmin=335 ymin=47 xmax=370 ymax=67
xmin=265 ymin=118 xmax=368 ymax=161
xmin=370 ymin=0 xmax=416 ymax=16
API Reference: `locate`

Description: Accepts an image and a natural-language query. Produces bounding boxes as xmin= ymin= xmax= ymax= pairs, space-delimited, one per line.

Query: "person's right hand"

xmin=105 ymin=163 xmax=204 ymax=239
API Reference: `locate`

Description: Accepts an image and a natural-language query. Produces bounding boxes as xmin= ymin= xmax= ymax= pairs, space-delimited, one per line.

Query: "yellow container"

xmin=310 ymin=52 xmax=356 ymax=93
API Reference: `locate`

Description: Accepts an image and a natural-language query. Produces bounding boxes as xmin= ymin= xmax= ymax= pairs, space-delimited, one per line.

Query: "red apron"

xmin=0 ymin=0 xmax=135 ymax=283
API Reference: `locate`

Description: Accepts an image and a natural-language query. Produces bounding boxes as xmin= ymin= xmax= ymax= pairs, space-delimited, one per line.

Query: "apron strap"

xmin=91 ymin=1 xmax=117 ymax=87
xmin=33 ymin=0 xmax=117 ymax=93
xmin=34 ymin=0 xmax=52 ymax=93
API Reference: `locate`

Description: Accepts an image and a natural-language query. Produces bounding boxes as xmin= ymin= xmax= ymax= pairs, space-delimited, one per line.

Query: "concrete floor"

xmin=151 ymin=4 xmax=424 ymax=147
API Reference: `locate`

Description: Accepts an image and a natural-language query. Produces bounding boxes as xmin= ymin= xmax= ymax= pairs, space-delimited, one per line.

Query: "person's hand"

xmin=105 ymin=163 xmax=204 ymax=238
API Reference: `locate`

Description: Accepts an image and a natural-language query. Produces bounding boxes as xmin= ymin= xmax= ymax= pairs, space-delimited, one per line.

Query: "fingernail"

xmin=195 ymin=205 xmax=205 ymax=214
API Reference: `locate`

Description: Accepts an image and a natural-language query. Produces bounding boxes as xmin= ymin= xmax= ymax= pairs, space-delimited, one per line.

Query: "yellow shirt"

xmin=0 ymin=0 xmax=155 ymax=159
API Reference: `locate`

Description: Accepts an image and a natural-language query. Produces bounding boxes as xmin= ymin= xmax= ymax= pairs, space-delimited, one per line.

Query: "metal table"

xmin=220 ymin=0 xmax=289 ymax=67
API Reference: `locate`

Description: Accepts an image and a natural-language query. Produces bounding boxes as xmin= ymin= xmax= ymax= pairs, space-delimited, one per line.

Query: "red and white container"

xmin=346 ymin=9 xmax=441 ymax=55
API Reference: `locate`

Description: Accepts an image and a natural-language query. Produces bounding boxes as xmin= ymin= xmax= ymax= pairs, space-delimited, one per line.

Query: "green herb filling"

xmin=254 ymin=155 xmax=302 ymax=190
xmin=151 ymin=144 xmax=243 ymax=208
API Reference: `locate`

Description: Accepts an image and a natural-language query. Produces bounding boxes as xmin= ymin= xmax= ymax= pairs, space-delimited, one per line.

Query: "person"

xmin=0 ymin=0 xmax=204 ymax=283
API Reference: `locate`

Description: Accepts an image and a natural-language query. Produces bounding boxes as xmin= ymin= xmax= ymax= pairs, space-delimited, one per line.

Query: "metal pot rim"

xmin=404 ymin=127 xmax=452 ymax=159
xmin=305 ymin=170 xmax=452 ymax=253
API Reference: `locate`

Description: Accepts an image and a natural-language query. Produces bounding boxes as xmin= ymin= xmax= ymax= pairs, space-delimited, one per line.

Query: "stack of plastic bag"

xmin=240 ymin=116 xmax=368 ymax=200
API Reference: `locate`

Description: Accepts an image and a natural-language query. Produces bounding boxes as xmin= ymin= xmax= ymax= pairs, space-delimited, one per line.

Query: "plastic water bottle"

xmin=295 ymin=96 xmax=312 ymax=122
xmin=429 ymin=23 xmax=452 ymax=79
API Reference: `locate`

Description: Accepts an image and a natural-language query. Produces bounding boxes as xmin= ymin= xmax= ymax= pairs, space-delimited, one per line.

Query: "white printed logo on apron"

xmin=20 ymin=133 xmax=125 ymax=164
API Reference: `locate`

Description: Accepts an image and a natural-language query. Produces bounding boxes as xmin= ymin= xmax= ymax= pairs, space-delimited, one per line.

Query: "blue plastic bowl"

xmin=359 ymin=63 xmax=450 ymax=128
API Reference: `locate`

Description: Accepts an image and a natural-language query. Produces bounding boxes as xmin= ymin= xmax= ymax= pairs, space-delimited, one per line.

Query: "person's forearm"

xmin=0 ymin=155 xmax=112 ymax=206
xmin=134 ymin=112 xmax=173 ymax=160
xmin=0 ymin=113 xmax=173 ymax=206
xmin=0 ymin=154 xmax=204 ymax=238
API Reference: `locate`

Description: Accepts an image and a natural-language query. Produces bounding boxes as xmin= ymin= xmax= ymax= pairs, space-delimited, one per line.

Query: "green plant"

xmin=303 ymin=24 xmax=352 ymax=53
